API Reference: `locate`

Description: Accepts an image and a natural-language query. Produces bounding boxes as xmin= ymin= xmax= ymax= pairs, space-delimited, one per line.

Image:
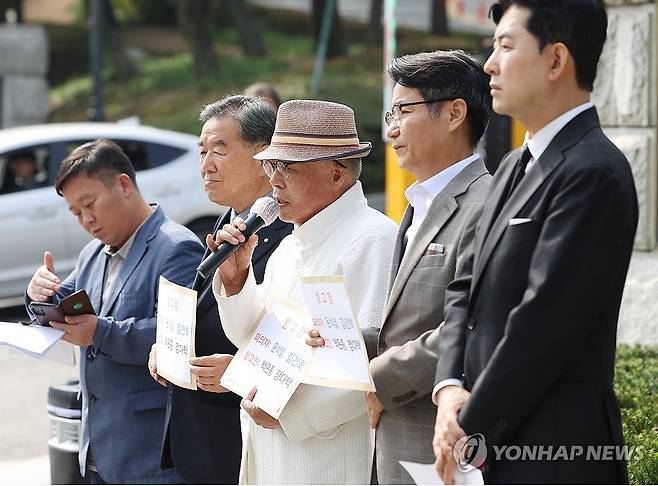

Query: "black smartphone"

xmin=28 ymin=302 xmax=65 ymax=326
xmin=29 ymin=289 xmax=96 ymax=326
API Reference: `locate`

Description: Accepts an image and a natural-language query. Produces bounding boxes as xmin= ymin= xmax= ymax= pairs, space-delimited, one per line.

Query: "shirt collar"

xmin=404 ymin=153 xmax=480 ymax=211
xmin=526 ymin=102 xmax=594 ymax=160
xmin=292 ymin=180 xmax=367 ymax=247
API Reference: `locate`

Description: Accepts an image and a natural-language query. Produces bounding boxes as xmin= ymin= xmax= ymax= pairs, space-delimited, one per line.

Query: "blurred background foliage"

xmin=44 ymin=0 xmax=482 ymax=192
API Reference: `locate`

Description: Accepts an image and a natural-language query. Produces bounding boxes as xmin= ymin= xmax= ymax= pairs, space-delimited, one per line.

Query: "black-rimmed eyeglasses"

xmin=384 ymin=99 xmax=453 ymax=126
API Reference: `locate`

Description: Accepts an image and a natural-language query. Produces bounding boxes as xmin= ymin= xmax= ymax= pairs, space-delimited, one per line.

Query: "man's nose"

xmin=385 ymin=122 xmax=400 ymax=141
xmin=484 ymin=50 xmax=497 ymax=75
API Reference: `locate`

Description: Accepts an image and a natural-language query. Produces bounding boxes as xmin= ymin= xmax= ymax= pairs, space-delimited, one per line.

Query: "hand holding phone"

xmin=29 ymin=289 xmax=95 ymax=326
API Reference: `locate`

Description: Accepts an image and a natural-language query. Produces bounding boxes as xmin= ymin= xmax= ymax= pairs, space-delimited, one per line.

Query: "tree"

xmin=176 ymin=0 xmax=218 ymax=78
xmin=226 ymin=0 xmax=266 ymax=57
xmin=101 ymin=0 xmax=138 ymax=80
xmin=311 ymin=0 xmax=346 ymax=58
xmin=365 ymin=0 xmax=382 ymax=48
xmin=431 ymin=0 xmax=449 ymax=36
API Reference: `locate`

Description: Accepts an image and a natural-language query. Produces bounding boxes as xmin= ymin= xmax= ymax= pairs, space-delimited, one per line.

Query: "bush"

xmin=614 ymin=344 xmax=658 ymax=484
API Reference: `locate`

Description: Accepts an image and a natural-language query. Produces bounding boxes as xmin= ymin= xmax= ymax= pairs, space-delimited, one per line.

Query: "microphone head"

xmin=250 ymin=196 xmax=279 ymax=226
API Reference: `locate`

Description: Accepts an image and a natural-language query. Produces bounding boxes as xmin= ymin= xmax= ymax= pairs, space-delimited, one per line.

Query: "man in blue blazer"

xmin=26 ymin=139 xmax=203 ymax=484
xmin=149 ymin=96 xmax=292 ymax=484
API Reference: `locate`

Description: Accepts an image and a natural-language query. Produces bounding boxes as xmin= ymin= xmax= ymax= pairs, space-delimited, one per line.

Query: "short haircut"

xmin=55 ymin=139 xmax=137 ymax=196
xmin=340 ymin=158 xmax=362 ymax=182
xmin=199 ymin=95 xmax=276 ymax=147
xmin=387 ymin=50 xmax=491 ymax=147
xmin=490 ymin=0 xmax=607 ymax=91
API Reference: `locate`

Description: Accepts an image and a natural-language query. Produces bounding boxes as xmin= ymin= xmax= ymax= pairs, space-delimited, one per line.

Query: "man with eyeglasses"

xmin=356 ymin=50 xmax=492 ymax=484
xmin=209 ymin=99 xmax=397 ymax=484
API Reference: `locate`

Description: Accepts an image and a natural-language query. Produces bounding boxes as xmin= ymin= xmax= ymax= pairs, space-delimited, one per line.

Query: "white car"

xmin=0 ymin=122 xmax=224 ymax=307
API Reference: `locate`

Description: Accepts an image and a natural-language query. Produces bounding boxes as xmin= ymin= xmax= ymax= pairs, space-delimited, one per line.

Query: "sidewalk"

xmin=0 ymin=454 xmax=50 ymax=485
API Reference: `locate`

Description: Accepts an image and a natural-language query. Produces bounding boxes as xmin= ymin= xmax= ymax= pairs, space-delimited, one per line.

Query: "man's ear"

xmin=117 ymin=173 xmax=134 ymax=197
xmin=447 ymin=98 xmax=468 ymax=133
xmin=547 ymin=42 xmax=570 ymax=82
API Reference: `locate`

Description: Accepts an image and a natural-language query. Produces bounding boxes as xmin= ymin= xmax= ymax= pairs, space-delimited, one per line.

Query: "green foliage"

xmin=614 ymin=345 xmax=658 ymax=484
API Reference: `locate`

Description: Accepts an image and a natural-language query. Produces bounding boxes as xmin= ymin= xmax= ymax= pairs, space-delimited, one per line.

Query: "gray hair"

xmin=341 ymin=158 xmax=362 ymax=182
xmin=199 ymin=95 xmax=276 ymax=146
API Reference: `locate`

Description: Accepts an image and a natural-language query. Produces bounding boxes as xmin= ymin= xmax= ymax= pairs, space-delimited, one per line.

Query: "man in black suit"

xmin=432 ymin=1 xmax=638 ymax=484
xmin=148 ymin=95 xmax=293 ymax=484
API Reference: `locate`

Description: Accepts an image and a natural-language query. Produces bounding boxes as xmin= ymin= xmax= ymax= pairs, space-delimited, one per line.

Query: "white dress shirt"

xmin=404 ymin=153 xmax=481 ymax=247
xmin=432 ymin=101 xmax=595 ymax=405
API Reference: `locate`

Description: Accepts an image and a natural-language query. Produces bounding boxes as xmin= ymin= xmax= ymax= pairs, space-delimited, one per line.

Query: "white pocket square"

xmin=509 ymin=218 xmax=533 ymax=226
xmin=424 ymin=243 xmax=444 ymax=256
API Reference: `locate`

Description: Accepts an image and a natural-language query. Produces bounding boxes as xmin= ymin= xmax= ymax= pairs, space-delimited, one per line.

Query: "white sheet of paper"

xmin=155 ymin=276 xmax=198 ymax=390
xmin=0 ymin=320 xmax=64 ymax=355
xmin=220 ymin=301 xmax=311 ymax=418
xmin=399 ymin=461 xmax=484 ymax=485
xmin=299 ymin=276 xmax=374 ymax=391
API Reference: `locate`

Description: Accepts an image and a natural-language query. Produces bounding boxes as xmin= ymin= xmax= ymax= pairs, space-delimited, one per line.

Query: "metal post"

xmin=88 ymin=0 xmax=105 ymax=122
xmin=309 ymin=0 xmax=336 ymax=95
xmin=383 ymin=0 xmax=414 ymax=223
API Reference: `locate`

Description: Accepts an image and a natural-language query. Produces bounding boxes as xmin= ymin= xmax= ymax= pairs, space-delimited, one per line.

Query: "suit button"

xmin=89 ymin=394 xmax=97 ymax=403
xmin=86 ymin=352 xmax=94 ymax=362
xmin=378 ymin=339 xmax=387 ymax=353
xmin=467 ymin=317 xmax=476 ymax=330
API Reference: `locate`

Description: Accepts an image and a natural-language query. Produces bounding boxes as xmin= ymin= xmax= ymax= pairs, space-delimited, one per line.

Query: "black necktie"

xmin=504 ymin=145 xmax=532 ymax=202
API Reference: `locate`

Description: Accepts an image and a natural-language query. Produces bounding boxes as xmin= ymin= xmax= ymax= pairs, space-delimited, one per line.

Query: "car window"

xmin=0 ymin=145 xmax=51 ymax=195
xmin=65 ymin=139 xmax=185 ymax=171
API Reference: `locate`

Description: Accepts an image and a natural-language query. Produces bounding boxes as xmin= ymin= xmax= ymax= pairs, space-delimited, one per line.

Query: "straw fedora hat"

xmin=253 ymin=99 xmax=372 ymax=163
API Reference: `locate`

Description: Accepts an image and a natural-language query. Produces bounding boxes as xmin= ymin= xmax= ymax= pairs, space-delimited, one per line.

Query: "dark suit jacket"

xmin=435 ymin=108 xmax=638 ymax=484
xmin=160 ymin=210 xmax=292 ymax=484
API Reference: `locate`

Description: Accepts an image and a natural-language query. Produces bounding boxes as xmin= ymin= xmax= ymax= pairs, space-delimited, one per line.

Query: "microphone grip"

xmin=196 ymin=214 xmax=265 ymax=279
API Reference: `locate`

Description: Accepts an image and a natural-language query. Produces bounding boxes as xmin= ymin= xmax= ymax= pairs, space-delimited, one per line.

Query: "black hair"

xmin=387 ymin=50 xmax=491 ymax=146
xmin=490 ymin=0 xmax=607 ymax=91
xmin=55 ymin=139 xmax=137 ymax=196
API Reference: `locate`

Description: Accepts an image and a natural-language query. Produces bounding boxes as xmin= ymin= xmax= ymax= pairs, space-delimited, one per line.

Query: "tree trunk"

xmin=365 ymin=0 xmax=382 ymax=48
xmin=431 ymin=0 xmax=449 ymax=36
xmin=312 ymin=0 xmax=346 ymax=58
xmin=176 ymin=0 xmax=218 ymax=78
xmin=100 ymin=0 xmax=138 ymax=80
xmin=226 ymin=0 xmax=266 ymax=57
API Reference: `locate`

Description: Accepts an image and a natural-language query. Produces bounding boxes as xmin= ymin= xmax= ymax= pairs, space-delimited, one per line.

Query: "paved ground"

xmin=0 ymin=306 xmax=77 ymax=485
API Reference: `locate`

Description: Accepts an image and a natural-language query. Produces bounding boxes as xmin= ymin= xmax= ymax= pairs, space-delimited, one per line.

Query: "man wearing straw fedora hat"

xmin=210 ymin=99 xmax=398 ymax=484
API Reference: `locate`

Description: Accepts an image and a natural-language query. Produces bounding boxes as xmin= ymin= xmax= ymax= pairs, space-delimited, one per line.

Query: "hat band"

xmin=271 ymin=134 xmax=360 ymax=147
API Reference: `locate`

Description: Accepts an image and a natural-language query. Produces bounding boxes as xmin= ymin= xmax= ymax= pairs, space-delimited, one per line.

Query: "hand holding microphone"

xmin=197 ymin=197 xmax=279 ymax=294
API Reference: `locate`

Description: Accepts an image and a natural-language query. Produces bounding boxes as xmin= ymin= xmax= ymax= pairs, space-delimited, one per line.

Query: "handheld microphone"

xmin=196 ymin=196 xmax=279 ymax=279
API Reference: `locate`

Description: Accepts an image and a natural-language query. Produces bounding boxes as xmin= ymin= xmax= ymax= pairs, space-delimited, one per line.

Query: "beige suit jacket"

xmin=363 ymin=158 xmax=491 ymax=484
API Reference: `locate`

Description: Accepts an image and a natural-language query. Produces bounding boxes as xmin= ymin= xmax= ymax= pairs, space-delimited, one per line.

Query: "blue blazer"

xmin=31 ymin=206 xmax=203 ymax=484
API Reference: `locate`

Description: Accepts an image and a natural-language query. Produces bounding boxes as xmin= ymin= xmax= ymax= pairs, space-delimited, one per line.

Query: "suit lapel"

xmin=471 ymin=108 xmax=600 ymax=294
xmin=193 ymin=211 xmax=231 ymax=292
xmin=383 ymin=158 xmax=487 ymax=323
xmin=474 ymin=154 xmax=517 ymax=260
xmin=100 ymin=209 xmax=163 ymax=315
xmin=88 ymin=247 xmax=107 ymax=315
xmin=388 ymin=194 xmax=457 ymax=318
xmin=100 ymin=236 xmax=148 ymax=316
